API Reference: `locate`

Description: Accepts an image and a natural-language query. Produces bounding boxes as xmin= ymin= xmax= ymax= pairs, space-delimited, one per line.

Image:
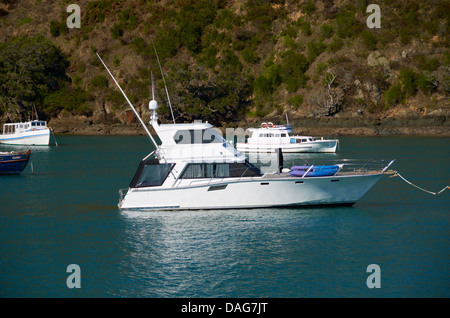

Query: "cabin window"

xmin=229 ymin=162 xmax=262 ymax=177
xmin=173 ymin=129 xmax=221 ymax=144
xmin=281 ymin=133 xmax=286 ymax=137
xmin=129 ymin=158 xmax=174 ymax=188
xmin=181 ymin=163 xmax=230 ymax=179
xmin=180 ymin=161 xmax=261 ymax=179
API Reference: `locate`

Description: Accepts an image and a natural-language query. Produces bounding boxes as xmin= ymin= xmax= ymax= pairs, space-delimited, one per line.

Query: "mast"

xmin=151 ymin=36 xmax=175 ymax=124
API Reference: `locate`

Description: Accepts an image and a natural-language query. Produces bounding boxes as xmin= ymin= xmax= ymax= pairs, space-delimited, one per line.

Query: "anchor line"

xmin=391 ymin=170 xmax=450 ymax=195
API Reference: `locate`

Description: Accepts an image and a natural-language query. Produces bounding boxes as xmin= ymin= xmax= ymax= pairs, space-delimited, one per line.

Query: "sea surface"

xmin=0 ymin=135 xmax=449 ymax=298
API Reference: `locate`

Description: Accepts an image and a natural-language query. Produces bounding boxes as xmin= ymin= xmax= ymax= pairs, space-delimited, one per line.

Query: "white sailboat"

xmin=96 ymin=53 xmax=395 ymax=211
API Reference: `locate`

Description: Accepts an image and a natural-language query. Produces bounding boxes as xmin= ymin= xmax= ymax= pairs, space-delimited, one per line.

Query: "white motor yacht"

xmin=118 ymin=115 xmax=393 ymax=210
xmin=96 ymin=52 xmax=395 ymax=211
xmin=235 ymin=122 xmax=338 ymax=153
xmin=0 ymin=120 xmax=51 ymax=146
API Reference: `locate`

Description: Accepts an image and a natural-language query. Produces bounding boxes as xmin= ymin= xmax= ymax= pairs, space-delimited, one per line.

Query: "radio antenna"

xmin=151 ymin=36 xmax=176 ymax=124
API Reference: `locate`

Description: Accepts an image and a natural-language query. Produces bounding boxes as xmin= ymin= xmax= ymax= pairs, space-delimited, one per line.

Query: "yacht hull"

xmin=119 ymin=173 xmax=383 ymax=210
xmin=236 ymin=140 xmax=338 ymax=153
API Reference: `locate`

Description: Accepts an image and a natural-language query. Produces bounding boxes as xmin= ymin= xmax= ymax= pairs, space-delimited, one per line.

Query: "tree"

xmin=0 ymin=35 xmax=69 ymax=120
xmin=310 ymin=70 xmax=345 ymax=116
xmin=168 ymin=65 xmax=251 ymax=125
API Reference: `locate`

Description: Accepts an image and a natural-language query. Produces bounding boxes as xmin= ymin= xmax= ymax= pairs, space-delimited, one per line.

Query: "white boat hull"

xmin=0 ymin=129 xmax=51 ymax=146
xmin=236 ymin=140 xmax=338 ymax=153
xmin=119 ymin=173 xmax=383 ymax=210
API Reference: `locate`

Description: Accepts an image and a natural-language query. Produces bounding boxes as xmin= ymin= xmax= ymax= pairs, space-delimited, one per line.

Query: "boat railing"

xmin=283 ymin=159 xmax=395 ymax=176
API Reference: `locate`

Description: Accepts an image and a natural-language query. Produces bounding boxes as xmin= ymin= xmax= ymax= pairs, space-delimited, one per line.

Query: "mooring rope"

xmin=391 ymin=171 xmax=450 ymax=195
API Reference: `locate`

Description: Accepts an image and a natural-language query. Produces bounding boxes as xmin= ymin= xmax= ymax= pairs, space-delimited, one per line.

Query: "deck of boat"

xmin=263 ymin=169 xmax=393 ymax=179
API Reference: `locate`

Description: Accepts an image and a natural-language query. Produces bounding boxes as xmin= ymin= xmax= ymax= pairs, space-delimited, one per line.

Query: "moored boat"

xmin=235 ymin=122 xmax=338 ymax=153
xmin=0 ymin=120 xmax=52 ymax=146
xmin=96 ymin=52 xmax=395 ymax=211
xmin=0 ymin=149 xmax=31 ymax=175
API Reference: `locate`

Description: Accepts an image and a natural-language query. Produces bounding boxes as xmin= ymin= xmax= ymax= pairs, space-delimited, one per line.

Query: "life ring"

xmin=261 ymin=122 xmax=267 ymax=128
xmin=267 ymin=122 xmax=274 ymax=128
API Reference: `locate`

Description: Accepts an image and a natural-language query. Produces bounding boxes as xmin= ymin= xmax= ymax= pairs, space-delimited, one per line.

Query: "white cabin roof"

xmin=152 ymin=121 xmax=245 ymax=163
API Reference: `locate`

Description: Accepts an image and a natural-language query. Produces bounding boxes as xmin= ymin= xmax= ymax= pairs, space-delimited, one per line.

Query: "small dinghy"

xmin=290 ymin=165 xmax=339 ymax=177
xmin=0 ymin=149 xmax=31 ymax=175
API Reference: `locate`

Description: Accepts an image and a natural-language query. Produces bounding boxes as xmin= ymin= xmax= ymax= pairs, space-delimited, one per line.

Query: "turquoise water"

xmin=0 ymin=136 xmax=449 ymax=298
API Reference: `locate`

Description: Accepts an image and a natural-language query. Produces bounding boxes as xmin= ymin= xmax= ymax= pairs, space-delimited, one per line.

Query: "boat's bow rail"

xmin=280 ymin=158 xmax=395 ymax=177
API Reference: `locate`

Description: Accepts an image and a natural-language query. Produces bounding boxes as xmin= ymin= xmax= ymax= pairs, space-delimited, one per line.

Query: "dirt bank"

xmin=47 ymin=112 xmax=449 ymax=137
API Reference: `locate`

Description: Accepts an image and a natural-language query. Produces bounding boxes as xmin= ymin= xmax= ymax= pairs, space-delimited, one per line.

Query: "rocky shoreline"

xmin=46 ymin=112 xmax=450 ymax=137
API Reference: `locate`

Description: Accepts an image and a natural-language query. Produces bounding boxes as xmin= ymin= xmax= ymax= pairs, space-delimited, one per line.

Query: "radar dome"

xmin=149 ymin=99 xmax=158 ymax=111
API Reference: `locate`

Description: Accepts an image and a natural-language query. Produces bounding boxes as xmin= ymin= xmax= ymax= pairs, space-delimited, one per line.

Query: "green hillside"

xmin=0 ymin=0 xmax=449 ymax=134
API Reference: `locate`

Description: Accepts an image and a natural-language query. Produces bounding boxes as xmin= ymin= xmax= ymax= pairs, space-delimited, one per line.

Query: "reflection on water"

xmin=115 ymin=207 xmax=378 ymax=297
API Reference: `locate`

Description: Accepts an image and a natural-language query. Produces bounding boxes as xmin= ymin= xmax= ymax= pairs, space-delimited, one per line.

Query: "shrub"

xmin=416 ymin=72 xmax=437 ymax=95
xmin=443 ymin=50 xmax=450 ymax=66
xmin=336 ymin=10 xmax=360 ymax=38
xmin=198 ymin=46 xmax=218 ymax=69
xmin=110 ymin=23 xmax=123 ymax=39
xmin=91 ymin=75 xmax=109 ymax=88
xmin=289 ymin=94 xmax=304 ymax=109
xmin=328 ymin=38 xmax=344 ymax=52
xmin=361 ymin=29 xmax=377 ymax=50
xmin=49 ymin=20 xmax=67 ymax=37
xmin=298 ymin=19 xmax=312 ymax=36
xmin=254 ymin=75 xmax=273 ymax=96
xmin=18 ymin=17 xmax=32 ymax=26
xmin=281 ymin=50 xmax=309 ymax=74
xmin=307 ymin=40 xmax=326 ymax=62
xmin=384 ymin=84 xmax=404 ymax=106
xmin=264 ymin=64 xmax=282 ymax=87
xmin=221 ymin=49 xmax=242 ymax=71
xmin=303 ymin=1 xmax=316 ymax=14
xmin=44 ymin=87 xmax=93 ymax=116
xmin=316 ymin=62 xmax=327 ymax=75
xmin=320 ymin=24 xmax=333 ymax=39
xmin=133 ymin=37 xmax=147 ymax=54
xmin=241 ymin=48 xmax=259 ymax=64
xmin=285 ymin=73 xmax=308 ymax=92
xmin=399 ymin=68 xmax=416 ymax=97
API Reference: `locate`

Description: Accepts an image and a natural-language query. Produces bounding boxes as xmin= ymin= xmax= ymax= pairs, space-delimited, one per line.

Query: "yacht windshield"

xmin=129 ymin=157 xmax=174 ymax=188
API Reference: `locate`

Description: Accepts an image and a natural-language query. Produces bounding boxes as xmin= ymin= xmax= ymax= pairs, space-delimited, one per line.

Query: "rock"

xmin=367 ymin=51 xmax=390 ymax=73
xmin=367 ymin=51 xmax=381 ymax=67
xmin=355 ymin=88 xmax=364 ymax=100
